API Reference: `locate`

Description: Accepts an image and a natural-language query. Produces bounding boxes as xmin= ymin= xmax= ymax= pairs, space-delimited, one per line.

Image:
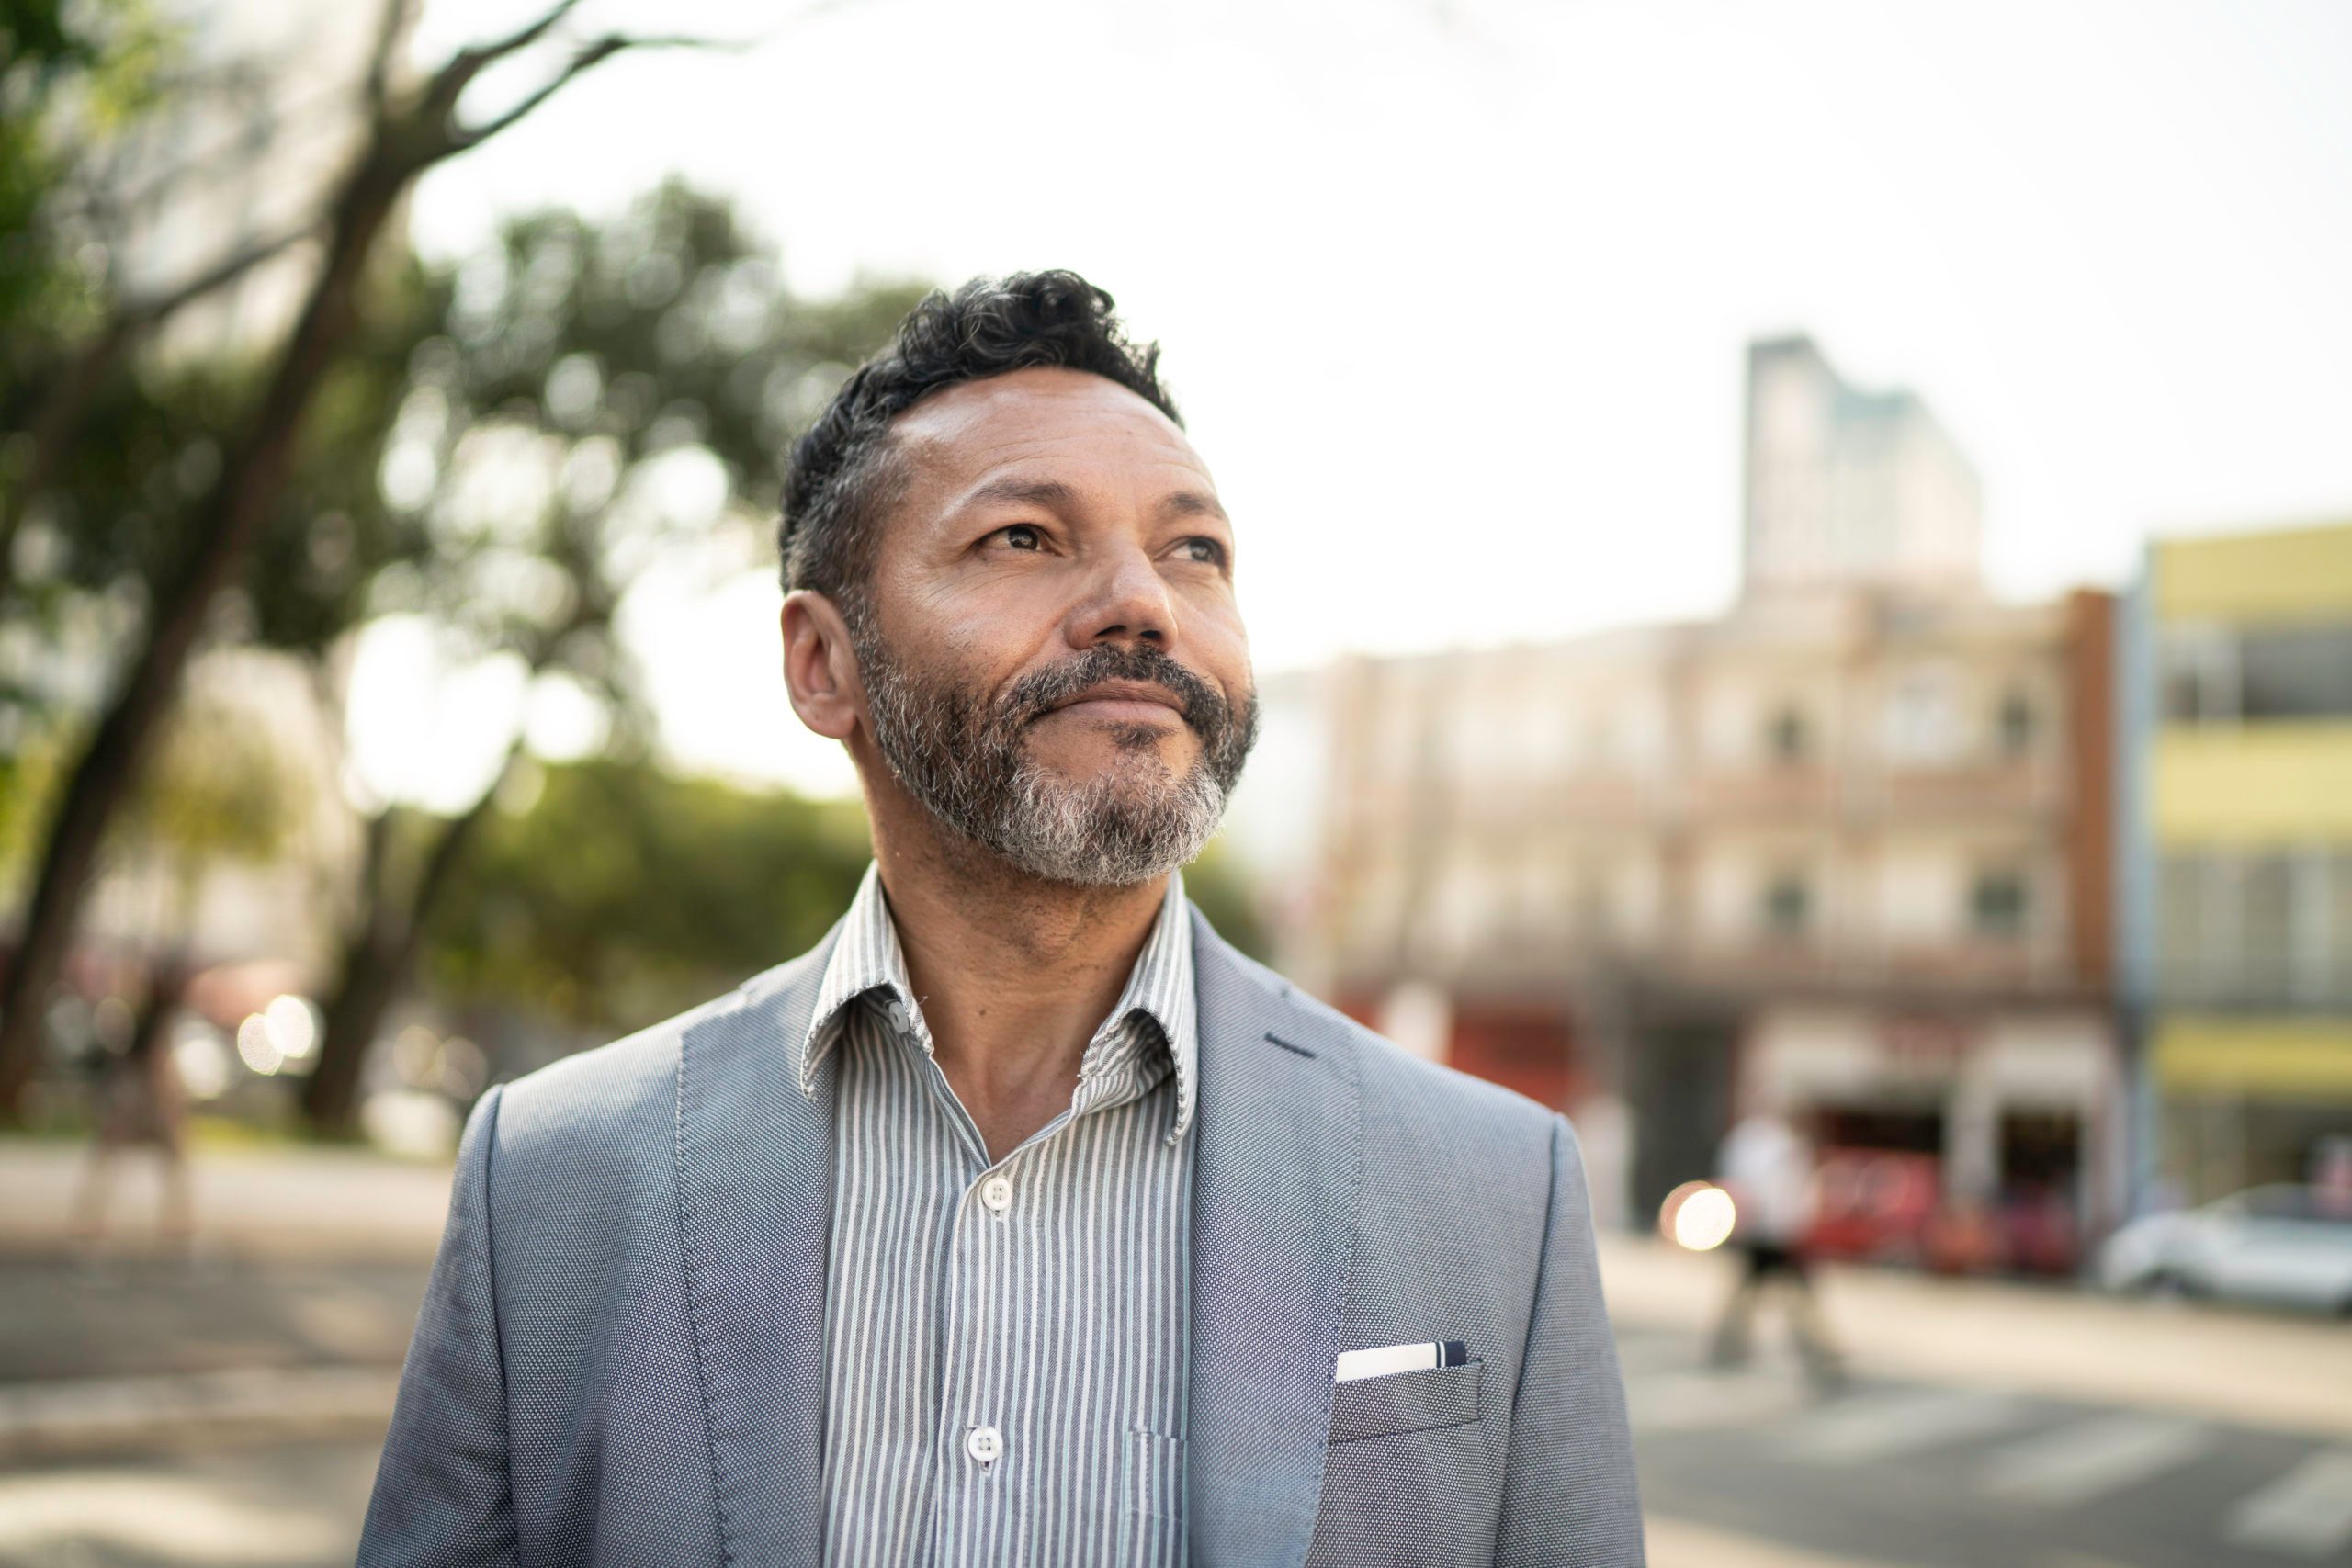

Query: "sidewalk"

xmin=0 ymin=1136 xmax=454 ymax=1264
xmin=1 ymin=1137 xmax=447 ymax=1465
xmin=1596 ymin=1231 xmax=2352 ymax=1443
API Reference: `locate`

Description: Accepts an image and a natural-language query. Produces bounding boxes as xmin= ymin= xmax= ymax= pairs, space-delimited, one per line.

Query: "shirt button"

xmin=965 ymin=1424 xmax=1003 ymax=1463
xmin=981 ymin=1175 xmax=1014 ymax=1213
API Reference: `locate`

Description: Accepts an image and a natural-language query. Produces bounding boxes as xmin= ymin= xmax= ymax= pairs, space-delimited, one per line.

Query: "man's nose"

xmin=1072 ymin=544 xmax=1178 ymax=651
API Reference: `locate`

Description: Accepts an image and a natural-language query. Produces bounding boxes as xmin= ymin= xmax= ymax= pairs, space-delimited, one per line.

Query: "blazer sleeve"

xmin=1493 ymin=1111 xmax=1647 ymax=1567
xmin=357 ymin=1082 xmax=522 ymax=1567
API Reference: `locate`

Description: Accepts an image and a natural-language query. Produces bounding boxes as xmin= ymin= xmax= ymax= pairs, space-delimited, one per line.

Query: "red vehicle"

xmin=1804 ymin=1146 xmax=1941 ymax=1266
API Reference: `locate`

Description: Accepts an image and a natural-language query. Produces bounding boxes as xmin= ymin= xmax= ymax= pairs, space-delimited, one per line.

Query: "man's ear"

xmin=782 ymin=590 xmax=865 ymax=740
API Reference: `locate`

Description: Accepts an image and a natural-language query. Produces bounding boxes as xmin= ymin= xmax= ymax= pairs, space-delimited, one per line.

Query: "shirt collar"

xmin=797 ymin=862 xmax=1200 ymax=1146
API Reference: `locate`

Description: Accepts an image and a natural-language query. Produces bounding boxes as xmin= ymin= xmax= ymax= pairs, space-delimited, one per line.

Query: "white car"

xmin=2100 ymin=1184 xmax=2352 ymax=1314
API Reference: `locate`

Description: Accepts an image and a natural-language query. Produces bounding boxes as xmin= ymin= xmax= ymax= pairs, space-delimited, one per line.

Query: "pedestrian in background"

xmin=1709 ymin=1093 xmax=1847 ymax=1393
xmin=67 ymin=955 xmax=200 ymax=1269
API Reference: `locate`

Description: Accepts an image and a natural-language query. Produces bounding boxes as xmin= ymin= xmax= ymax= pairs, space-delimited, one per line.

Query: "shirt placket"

xmin=914 ymin=1012 xmax=1154 ymax=1567
xmin=904 ymin=1003 xmax=1054 ymax=1565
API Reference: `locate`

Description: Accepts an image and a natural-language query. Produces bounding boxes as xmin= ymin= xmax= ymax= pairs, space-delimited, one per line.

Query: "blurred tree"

xmin=1182 ymin=838 xmax=1272 ymax=963
xmin=425 ymin=756 xmax=872 ymax=1038
xmin=288 ymin=183 xmax=927 ymax=1134
xmin=6 ymin=678 xmax=309 ymax=1120
xmin=0 ymin=0 xmax=730 ymax=1122
xmin=115 ymin=683 xmax=307 ymax=934
xmin=108 ymin=682 xmax=306 ymax=1053
xmin=0 ymin=0 xmax=176 ymax=375
xmin=424 ymin=766 xmax=1269 ymax=1050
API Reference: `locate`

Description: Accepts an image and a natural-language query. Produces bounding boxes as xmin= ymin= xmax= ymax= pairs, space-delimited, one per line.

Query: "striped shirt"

xmin=800 ymin=861 xmax=1197 ymax=1567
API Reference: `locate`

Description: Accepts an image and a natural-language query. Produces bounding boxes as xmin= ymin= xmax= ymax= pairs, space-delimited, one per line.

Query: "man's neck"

xmin=865 ymin=807 xmax=1170 ymax=1162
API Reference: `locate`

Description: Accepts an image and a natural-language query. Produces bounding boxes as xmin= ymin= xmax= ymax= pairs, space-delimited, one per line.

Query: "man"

xmin=1707 ymin=1094 xmax=1845 ymax=1393
xmin=359 ymin=271 xmax=1644 ymax=1567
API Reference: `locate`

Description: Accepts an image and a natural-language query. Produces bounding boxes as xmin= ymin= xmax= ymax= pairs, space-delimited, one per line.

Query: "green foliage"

xmin=341 ymin=179 xmax=931 ymax=751
xmin=0 ymin=710 xmax=70 ymax=894
xmin=424 ymin=752 xmax=1275 ymax=1035
xmin=119 ymin=684 xmax=303 ymax=867
xmin=243 ymin=254 xmax=452 ymax=656
xmin=0 ymin=0 xmax=180 ymax=349
xmin=1184 ymin=837 xmax=1272 ymax=961
xmin=425 ymin=754 xmax=873 ymax=1032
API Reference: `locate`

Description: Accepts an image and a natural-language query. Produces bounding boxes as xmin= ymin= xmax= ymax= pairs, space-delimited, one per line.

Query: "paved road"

xmin=0 ymin=1430 xmax=384 ymax=1568
xmin=1 ymin=1251 xmax=427 ymax=1386
xmin=1622 ymin=1325 xmax=2352 ymax=1566
xmin=6 ymin=1318 xmax=2345 ymax=1568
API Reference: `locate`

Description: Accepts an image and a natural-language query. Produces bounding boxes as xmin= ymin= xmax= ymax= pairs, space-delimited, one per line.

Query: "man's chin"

xmin=1023 ymin=729 xmax=1198 ymax=783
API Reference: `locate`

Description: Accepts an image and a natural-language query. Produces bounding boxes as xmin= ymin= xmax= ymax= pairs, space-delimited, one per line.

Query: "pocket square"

xmin=1334 ymin=1339 xmax=1468 ymax=1382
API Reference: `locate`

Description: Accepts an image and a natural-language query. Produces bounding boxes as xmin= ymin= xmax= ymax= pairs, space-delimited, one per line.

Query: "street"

xmin=3 ymin=1142 xmax=2349 ymax=1566
xmin=1624 ymin=1325 xmax=2352 ymax=1566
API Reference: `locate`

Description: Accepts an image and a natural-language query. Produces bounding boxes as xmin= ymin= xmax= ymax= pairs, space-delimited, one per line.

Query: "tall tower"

xmin=1741 ymin=335 xmax=1983 ymax=601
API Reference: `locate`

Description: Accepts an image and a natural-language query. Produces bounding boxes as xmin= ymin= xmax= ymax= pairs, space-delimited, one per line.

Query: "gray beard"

xmin=854 ymin=633 xmax=1257 ymax=888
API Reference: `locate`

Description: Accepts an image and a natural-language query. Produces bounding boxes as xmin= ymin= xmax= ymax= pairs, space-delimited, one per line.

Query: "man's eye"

xmin=1001 ymin=524 xmax=1042 ymax=551
xmin=1180 ymin=536 xmax=1227 ymax=566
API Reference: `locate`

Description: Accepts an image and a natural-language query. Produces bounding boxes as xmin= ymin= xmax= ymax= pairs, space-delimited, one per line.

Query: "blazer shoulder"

xmin=492 ymin=943 xmax=828 ymax=1150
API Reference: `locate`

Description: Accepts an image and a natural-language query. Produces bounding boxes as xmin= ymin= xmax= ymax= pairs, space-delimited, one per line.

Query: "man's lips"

xmin=1043 ymin=681 xmax=1187 ymax=724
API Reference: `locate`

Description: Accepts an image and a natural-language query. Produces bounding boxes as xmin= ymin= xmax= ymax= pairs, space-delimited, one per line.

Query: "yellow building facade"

xmin=2132 ymin=521 xmax=2352 ymax=1201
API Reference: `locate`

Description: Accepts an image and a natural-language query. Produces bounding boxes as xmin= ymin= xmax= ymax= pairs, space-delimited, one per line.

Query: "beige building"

xmin=1253 ymin=337 xmax=2120 ymax=1269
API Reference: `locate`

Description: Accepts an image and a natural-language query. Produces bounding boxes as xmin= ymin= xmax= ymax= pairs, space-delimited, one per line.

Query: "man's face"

xmin=848 ymin=366 xmax=1257 ymax=886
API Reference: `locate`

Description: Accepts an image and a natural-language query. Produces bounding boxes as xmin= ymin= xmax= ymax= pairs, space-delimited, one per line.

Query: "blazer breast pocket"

xmin=1327 ymin=1359 xmax=1483 ymax=1443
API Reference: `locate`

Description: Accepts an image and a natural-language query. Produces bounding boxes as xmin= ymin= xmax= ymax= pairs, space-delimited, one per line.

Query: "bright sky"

xmin=372 ymin=0 xmax=2352 ymax=806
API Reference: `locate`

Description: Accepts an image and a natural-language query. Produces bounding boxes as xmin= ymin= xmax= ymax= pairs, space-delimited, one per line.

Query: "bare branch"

xmin=425 ymin=0 xmax=591 ymax=114
xmin=0 ymin=219 xmax=322 ymax=595
xmin=118 ymin=220 xmax=320 ymax=332
xmin=41 ymin=72 xmax=349 ymax=233
xmin=470 ymin=0 xmax=593 ymax=63
xmin=447 ymin=34 xmax=727 ymax=152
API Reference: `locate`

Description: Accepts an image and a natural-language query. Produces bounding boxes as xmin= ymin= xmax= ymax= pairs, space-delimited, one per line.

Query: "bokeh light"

xmin=1659 ymin=1180 xmax=1737 ymax=1252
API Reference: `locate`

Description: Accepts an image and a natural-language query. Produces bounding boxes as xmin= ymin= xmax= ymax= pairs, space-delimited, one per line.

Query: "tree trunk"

xmin=0 ymin=156 xmax=407 ymax=1121
xmin=299 ymin=749 xmax=514 ymax=1135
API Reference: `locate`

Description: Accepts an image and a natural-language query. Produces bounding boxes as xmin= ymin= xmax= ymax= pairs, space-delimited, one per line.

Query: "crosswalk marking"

xmin=2222 ymin=1449 xmax=2352 ymax=1559
xmin=1619 ymin=1337 xmax=2352 ymax=1558
xmin=1786 ymin=1390 xmax=2025 ymax=1463
xmin=1627 ymin=1371 xmax=1806 ymax=1433
xmin=1977 ymin=1415 xmax=2211 ymax=1506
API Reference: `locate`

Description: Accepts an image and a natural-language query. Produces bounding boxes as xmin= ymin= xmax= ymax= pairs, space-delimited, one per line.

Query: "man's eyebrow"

xmin=963 ymin=478 xmax=1078 ymax=511
xmin=1159 ymin=490 xmax=1228 ymax=523
xmin=956 ymin=477 xmax=1227 ymax=523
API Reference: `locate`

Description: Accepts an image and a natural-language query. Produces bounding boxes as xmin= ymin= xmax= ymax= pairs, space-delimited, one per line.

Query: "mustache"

xmin=1003 ymin=645 xmax=1230 ymax=734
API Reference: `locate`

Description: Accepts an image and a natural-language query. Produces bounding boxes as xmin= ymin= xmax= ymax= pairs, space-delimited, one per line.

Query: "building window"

xmin=1883 ymin=665 xmax=1962 ymax=763
xmin=1996 ymin=690 xmax=2035 ymax=758
xmin=1969 ymin=870 xmax=2030 ymax=939
xmin=1762 ymin=873 xmax=1812 ymax=937
xmin=2162 ymin=622 xmax=2352 ymax=724
xmin=2157 ymin=851 xmax=2352 ymax=1006
xmin=2159 ymin=626 xmax=2236 ymax=723
xmin=2241 ymin=624 xmax=2352 ymax=720
xmin=1766 ymin=706 xmax=1809 ymax=765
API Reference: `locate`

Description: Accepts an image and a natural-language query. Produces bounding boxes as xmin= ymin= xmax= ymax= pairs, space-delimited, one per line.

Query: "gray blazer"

xmin=358 ymin=904 xmax=1645 ymax=1567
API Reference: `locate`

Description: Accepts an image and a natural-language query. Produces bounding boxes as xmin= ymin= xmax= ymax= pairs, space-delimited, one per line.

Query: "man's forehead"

xmin=889 ymin=367 xmax=1211 ymax=494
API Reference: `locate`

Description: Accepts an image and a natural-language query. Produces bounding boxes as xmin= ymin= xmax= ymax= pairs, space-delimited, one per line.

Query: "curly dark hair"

xmin=777 ymin=270 xmax=1182 ymax=628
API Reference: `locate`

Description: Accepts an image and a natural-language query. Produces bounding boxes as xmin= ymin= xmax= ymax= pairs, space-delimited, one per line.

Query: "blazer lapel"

xmin=1185 ymin=908 xmax=1366 ymax=1568
xmin=675 ymin=923 xmax=842 ymax=1568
